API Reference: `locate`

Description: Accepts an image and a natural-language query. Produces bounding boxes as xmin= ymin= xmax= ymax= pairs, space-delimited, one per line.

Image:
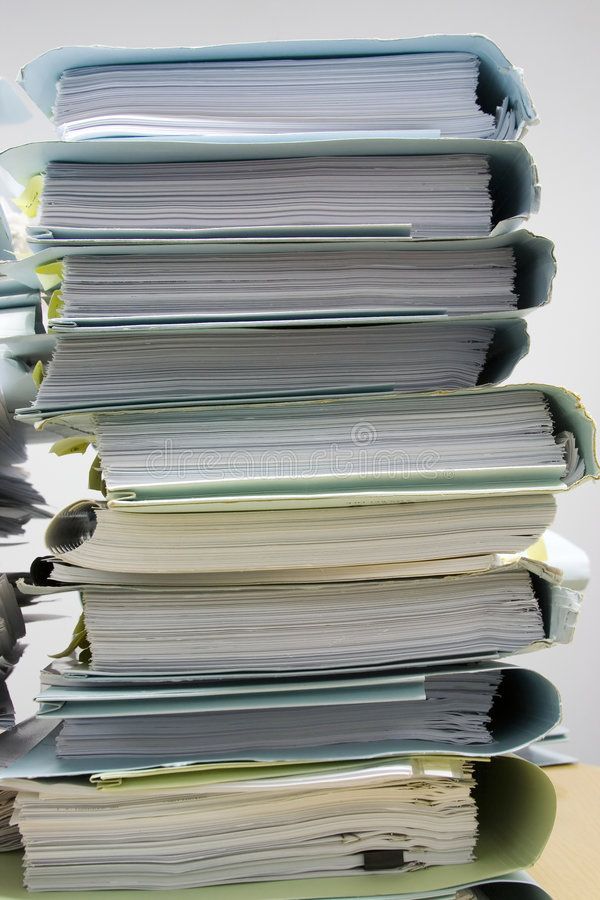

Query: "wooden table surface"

xmin=530 ymin=763 xmax=600 ymax=899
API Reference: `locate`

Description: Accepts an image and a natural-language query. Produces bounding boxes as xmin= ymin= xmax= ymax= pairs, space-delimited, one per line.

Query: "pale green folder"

xmin=0 ymin=756 xmax=555 ymax=899
xmin=32 ymin=383 xmax=597 ymax=511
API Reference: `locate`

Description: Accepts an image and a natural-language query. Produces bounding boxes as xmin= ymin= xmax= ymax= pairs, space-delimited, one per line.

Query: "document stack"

xmin=0 ymin=35 xmax=594 ymax=900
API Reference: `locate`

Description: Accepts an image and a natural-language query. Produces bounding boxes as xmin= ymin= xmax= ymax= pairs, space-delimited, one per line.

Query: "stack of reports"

xmin=0 ymin=34 xmax=592 ymax=900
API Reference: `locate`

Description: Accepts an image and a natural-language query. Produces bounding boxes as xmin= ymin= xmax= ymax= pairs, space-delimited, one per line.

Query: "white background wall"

xmin=1 ymin=0 xmax=599 ymax=760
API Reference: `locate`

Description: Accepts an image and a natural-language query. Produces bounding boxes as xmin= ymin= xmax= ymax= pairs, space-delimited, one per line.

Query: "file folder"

xmin=18 ymin=36 xmax=536 ymax=142
xmin=0 ymin=755 xmax=555 ymax=896
xmin=32 ymin=383 xmax=597 ymax=509
xmin=0 ymin=137 xmax=539 ymax=245
xmin=0 ymin=230 xmax=556 ymax=325
xmin=9 ymin=664 xmax=560 ymax=772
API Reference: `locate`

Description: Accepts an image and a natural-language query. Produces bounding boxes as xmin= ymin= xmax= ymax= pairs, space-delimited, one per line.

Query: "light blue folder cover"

xmin=17 ymin=35 xmax=536 ymax=141
xmin=0 ymin=663 xmax=560 ymax=779
xmin=0 ymin=137 xmax=539 ymax=244
xmin=0 ymin=230 xmax=556 ymax=323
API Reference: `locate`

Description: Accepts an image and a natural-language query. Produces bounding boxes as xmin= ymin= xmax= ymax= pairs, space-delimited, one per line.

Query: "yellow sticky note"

xmin=525 ymin=537 xmax=548 ymax=562
xmin=88 ymin=453 xmax=105 ymax=493
xmin=35 ymin=260 xmax=63 ymax=290
xmin=49 ymin=612 xmax=88 ymax=659
xmin=31 ymin=360 xmax=44 ymax=388
xmin=47 ymin=289 xmax=64 ymax=319
xmin=50 ymin=436 xmax=93 ymax=457
xmin=14 ymin=174 xmax=44 ymax=219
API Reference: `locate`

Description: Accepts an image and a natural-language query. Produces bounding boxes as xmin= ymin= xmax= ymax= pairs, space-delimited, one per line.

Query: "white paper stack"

xmin=76 ymin=569 xmax=545 ymax=675
xmin=52 ymin=671 xmax=502 ymax=759
xmin=12 ymin=757 xmax=478 ymax=890
xmin=86 ymin=388 xmax=577 ymax=501
xmin=58 ymin=245 xmax=518 ymax=321
xmin=39 ymin=155 xmax=493 ymax=239
xmin=53 ymin=53 xmax=497 ymax=141
xmin=44 ymin=494 xmax=557 ymax=577
xmin=0 ymin=391 xmax=47 ymax=540
xmin=33 ymin=321 xmax=502 ymax=411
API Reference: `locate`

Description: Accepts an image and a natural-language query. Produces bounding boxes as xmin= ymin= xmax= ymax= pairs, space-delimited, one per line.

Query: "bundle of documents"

xmin=19 ymin=36 xmax=537 ymax=142
xmin=24 ymin=662 xmax=560 ymax=767
xmin=38 ymin=155 xmax=495 ymax=239
xmin=3 ymin=230 xmax=556 ymax=324
xmin=42 ymin=565 xmax=573 ymax=675
xmin=52 ymin=54 xmax=499 ymax=142
xmin=0 ymin=34 xmax=590 ymax=900
xmin=30 ymin=319 xmax=523 ymax=411
xmin=50 ymin=385 xmax=588 ymax=503
xmin=0 ymin=137 xmax=539 ymax=246
xmin=0 ymin=754 xmax=554 ymax=895
xmin=6 ymin=758 xmax=476 ymax=889
xmin=51 ymin=670 xmax=503 ymax=759
xmin=42 ymin=495 xmax=558 ymax=576
xmin=57 ymin=245 xmax=520 ymax=320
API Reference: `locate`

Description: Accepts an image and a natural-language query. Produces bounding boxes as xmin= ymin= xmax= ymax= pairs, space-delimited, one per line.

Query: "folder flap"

xmin=18 ymin=35 xmax=536 ymax=136
xmin=0 ymin=77 xmax=32 ymax=126
xmin=518 ymin=574 xmax=582 ymax=646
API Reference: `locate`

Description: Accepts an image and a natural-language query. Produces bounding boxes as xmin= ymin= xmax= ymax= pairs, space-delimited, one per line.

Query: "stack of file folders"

xmin=0 ymin=34 xmax=595 ymax=900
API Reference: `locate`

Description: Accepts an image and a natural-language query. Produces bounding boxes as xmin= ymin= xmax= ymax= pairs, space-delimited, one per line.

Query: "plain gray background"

xmin=1 ymin=0 xmax=599 ymax=760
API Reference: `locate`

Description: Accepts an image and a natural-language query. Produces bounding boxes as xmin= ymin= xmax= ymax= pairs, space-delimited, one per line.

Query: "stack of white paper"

xmin=77 ymin=569 xmax=545 ymax=675
xmin=44 ymin=495 xmax=557 ymax=576
xmin=58 ymin=245 xmax=518 ymax=321
xmin=39 ymin=156 xmax=493 ymax=238
xmin=53 ymin=671 xmax=502 ymax=759
xmin=0 ymin=788 xmax=20 ymax=850
xmin=54 ymin=54 xmax=497 ymax=141
xmin=33 ymin=321 xmax=500 ymax=411
xmin=12 ymin=757 xmax=478 ymax=890
xmin=88 ymin=388 xmax=575 ymax=500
